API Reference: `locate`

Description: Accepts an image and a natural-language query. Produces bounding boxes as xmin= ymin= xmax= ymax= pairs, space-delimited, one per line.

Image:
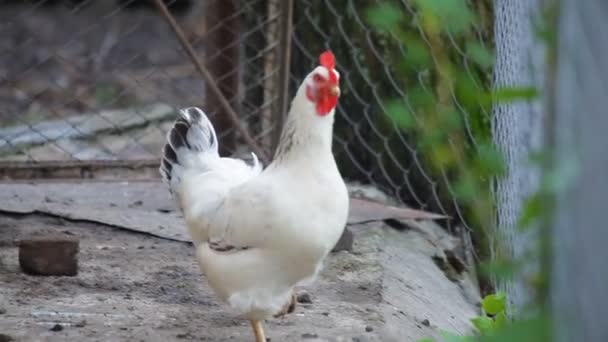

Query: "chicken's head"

xmin=305 ymin=50 xmax=340 ymax=116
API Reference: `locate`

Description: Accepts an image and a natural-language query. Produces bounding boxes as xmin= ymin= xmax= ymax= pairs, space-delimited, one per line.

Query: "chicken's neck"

xmin=271 ymin=90 xmax=335 ymax=166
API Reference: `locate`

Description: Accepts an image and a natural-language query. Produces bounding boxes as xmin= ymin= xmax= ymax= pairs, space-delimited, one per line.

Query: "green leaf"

xmin=440 ymin=331 xmax=465 ymax=342
xmin=404 ymin=39 xmax=432 ymax=69
xmin=384 ymin=100 xmax=416 ymax=130
xmin=517 ymin=193 xmax=543 ymax=229
xmin=475 ymin=143 xmax=506 ymax=178
xmin=366 ymin=4 xmax=403 ymax=32
xmin=494 ymin=311 xmax=507 ymax=329
xmin=453 ymin=176 xmax=477 ymax=202
xmin=412 ymin=0 xmax=476 ymax=34
xmin=492 ymin=87 xmax=539 ymax=103
xmin=418 ymin=130 xmax=445 ymax=150
xmin=482 ymin=292 xmax=506 ymax=315
xmin=432 ymin=144 xmax=456 ymax=168
xmin=406 ymin=86 xmax=436 ymax=111
xmin=454 ymin=70 xmax=487 ymax=109
xmin=466 ymin=42 xmax=495 ymax=68
xmin=472 ymin=316 xmax=495 ymax=334
xmin=439 ymin=110 xmax=463 ymax=131
xmin=477 ymin=315 xmax=550 ymax=342
xmin=440 ymin=331 xmax=475 ymax=342
xmin=478 ymin=259 xmax=520 ymax=283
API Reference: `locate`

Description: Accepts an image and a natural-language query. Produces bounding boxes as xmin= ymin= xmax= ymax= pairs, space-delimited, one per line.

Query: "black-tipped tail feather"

xmin=160 ymin=107 xmax=218 ymax=183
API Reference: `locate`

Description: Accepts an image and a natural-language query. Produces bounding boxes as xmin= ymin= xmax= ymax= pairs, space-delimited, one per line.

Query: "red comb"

xmin=319 ymin=50 xmax=335 ymax=70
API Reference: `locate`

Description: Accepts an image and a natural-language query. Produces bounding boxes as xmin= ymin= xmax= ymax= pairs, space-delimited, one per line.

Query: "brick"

xmin=19 ymin=238 xmax=79 ymax=276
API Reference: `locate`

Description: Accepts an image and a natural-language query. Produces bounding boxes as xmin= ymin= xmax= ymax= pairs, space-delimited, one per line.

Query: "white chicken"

xmin=159 ymin=51 xmax=348 ymax=341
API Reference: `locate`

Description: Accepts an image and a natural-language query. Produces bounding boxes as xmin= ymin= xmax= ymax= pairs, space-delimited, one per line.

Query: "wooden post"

xmin=261 ymin=0 xmax=279 ymax=153
xmin=272 ymin=0 xmax=293 ymax=154
xmin=205 ymin=0 xmax=240 ymax=156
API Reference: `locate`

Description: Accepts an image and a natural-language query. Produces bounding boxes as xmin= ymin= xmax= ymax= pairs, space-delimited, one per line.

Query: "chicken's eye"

xmin=313 ymin=74 xmax=323 ymax=82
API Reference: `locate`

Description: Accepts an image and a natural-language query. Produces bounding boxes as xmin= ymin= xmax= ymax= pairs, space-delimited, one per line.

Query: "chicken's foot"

xmin=250 ymin=319 xmax=266 ymax=342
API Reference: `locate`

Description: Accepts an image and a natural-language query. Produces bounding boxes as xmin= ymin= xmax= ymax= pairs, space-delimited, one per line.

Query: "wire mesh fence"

xmin=0 ymin=0 xmax=287 ymax=161
xmin=291 ymin=0 xmax=493 ymax=228
xmin=0 ymin=0 xmax=493 ymax=229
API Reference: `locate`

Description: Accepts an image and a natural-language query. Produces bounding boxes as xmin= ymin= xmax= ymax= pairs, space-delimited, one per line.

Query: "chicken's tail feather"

xmin=160 ymin=107 xmax=218 ymax=185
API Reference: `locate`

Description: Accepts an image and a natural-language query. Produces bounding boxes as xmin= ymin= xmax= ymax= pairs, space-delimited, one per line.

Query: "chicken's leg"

xmin=250 ymin=320 xmax=266 ymax=342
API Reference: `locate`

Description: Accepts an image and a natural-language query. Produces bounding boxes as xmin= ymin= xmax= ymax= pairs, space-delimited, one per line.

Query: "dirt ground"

xmin=0 ymin=214 xmax=388 ymax=342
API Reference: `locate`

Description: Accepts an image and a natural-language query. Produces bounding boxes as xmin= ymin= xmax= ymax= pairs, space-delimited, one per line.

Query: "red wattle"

xmin=316 ymin=95 xmax=338 ymax=116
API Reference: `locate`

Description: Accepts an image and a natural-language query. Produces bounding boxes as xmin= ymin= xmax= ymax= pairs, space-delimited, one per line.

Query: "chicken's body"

xmin=160 ymin=51 xmax=348 ymax=338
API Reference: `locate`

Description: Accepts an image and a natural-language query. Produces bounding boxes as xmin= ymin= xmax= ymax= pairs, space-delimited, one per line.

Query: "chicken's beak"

xmin=330 ymin=85 xmax=341 ymax=97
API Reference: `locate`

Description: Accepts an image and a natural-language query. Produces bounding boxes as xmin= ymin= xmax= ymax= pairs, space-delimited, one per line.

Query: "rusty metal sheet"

xmin=0 ymin=181 xmax=189 ymax=242
xmin=0 ymin=159 xmax=161 ymax=181
xmin=348 ymin=198 xmax=448 ymax=224
xmin=0 ymin=182 xmax=447 ymax=243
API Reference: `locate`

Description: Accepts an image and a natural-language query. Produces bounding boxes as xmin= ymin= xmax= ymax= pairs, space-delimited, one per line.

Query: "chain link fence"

xmin=0 ymin=0 xmax=287 ymax=161
xmin=0 ymin=0 xmax=493 ymax=228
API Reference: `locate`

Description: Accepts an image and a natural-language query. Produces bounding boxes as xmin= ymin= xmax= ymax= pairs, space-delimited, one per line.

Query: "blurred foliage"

xmin=364 ymin=0 xmax=499 ymax=261
xmin=364 ymin=0 xmax=563 ymax=341
xmin=418 ymin=292 xmax=551 ymax=342
xmin=359 ymin=0 xmax=563 ymax=341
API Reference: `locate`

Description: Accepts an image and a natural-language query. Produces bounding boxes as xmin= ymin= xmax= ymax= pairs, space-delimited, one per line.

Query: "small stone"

xmin=297 ymin=292 xmax=312 ymax=304
xmin=19 ymin=238 xmax=79 ymax=276
xmin=321 ymin=312 xmax=329 ymax=316
xmin=130 ymin=200 xmax=143 ymax=207
xmin=365 ymin=325 xmax=373 ymax=332
xmin=0 ymin=308 xmax=6 ymax=314
xmin=75 ymin=320 xmax=87 ymax=327
xmin=50 ymin=324 xmax=63 ymax=332
xmin=332 ymin=227 xmax=354 ymax=252
xmin=301 ymin=333 xmax=318 ymax=339
xmin=421 ymin=319 xmax=430 ymax=326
